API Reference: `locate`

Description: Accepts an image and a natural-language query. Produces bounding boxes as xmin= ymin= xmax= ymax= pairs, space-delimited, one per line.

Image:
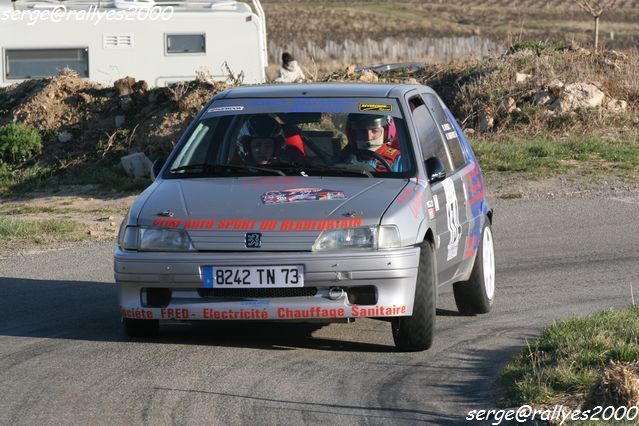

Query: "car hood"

xmin=137 ymin=176 xmax=407 ymax=251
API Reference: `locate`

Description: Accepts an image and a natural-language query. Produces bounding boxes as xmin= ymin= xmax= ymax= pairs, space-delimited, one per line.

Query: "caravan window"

xmin=5 ymin=48 xmax=88 ymax=80
xmin=166 ymin=34 xmax=206 ymax=54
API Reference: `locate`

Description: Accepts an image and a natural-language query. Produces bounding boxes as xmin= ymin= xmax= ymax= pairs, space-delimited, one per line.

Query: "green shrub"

xmin=0 ymin=123 xmax=43 ymax=164
xmin=510 ymin=40 xmax=568 ymax=54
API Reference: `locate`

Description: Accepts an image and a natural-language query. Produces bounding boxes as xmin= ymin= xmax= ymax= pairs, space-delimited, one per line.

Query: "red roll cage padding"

xmin=282 ymin=124 xmax=306 ymax=160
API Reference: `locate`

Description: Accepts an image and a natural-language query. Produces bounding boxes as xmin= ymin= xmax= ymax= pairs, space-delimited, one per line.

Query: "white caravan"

xmin=0 ymin=0 xmax=267 ymax=87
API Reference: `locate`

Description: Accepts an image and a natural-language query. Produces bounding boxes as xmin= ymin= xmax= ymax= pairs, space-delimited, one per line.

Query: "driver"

xmin=344 ymin=114 xmax=403 ymax=172
xmin=249 ymin=137 xmax=276 ymax=165
xmin=235 ymin=115 xmax=285 ymax=166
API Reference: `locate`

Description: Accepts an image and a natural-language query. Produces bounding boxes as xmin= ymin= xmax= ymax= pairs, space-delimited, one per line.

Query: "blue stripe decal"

xmin=202 ymin=266 xmax=214 ymax=288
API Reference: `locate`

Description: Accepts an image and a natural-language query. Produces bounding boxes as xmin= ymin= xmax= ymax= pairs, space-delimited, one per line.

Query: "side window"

xmin=166 ymin=34 xmax=206 ymax=54
xmin=5 ymin=48 xmax=89 ymax=79
xmin=172 ymin=121 xmax=213 ymax=168
xmin=409 ymin=96 xmax=453 ymax=173
xmin=422 ymin=94 xmax=467 ymax=170
xmin=408 ymin=95 xmax=425 ymax=112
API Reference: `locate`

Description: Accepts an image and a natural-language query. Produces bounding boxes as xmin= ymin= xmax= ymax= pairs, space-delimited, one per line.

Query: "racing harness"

xmin=371 ymin=144 xmax=400 ymax=171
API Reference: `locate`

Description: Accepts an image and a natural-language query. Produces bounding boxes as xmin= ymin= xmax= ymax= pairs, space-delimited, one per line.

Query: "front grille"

xmin=197 ymin=287 xmax=318 ymax=299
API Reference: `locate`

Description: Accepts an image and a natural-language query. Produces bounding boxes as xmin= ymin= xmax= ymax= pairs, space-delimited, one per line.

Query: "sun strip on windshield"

xmin=203 ymin=98 xmax=403 ymax=119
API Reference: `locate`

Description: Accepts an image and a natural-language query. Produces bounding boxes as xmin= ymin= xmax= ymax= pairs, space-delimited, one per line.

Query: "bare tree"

xmin=575 ymin=0 xmax=617 ymax=50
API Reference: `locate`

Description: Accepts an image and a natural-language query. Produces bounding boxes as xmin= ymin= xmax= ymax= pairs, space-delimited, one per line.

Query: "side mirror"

xmin=151 ymin=157 xmax=166 ymax=180
xmin=425 ymin=157 xmax=446 ymax=183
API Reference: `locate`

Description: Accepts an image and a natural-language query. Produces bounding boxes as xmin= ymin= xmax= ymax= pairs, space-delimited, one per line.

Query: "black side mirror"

xmin=425 ymin=157 xmax=446 ymax=183
xmin=151 ymin=157 xmax=166 ymax=180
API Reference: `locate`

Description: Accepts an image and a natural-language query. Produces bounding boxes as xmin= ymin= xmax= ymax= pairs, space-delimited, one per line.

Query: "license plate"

xmin=201 ymin=266 xmax=304 ymax=288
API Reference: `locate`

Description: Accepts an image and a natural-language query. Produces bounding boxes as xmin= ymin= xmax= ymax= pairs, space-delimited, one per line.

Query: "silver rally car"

xmin=115 ymin=83 xmax=495 ymax=351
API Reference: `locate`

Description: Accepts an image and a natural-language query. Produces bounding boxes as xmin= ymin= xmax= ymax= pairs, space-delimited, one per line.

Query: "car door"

xmin=407 ymin=94 xmax=460 ymax=284
xmin=442 ymin=104 xmax=487 ymax=277
xmin=420 ymin=93 xmax=471 ymax=283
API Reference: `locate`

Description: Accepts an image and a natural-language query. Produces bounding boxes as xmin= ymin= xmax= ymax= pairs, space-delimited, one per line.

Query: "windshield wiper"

xmin=170 ymin=163 xmax=285 ymax=176
xmin=169 ymin=163 xmax=214 ymax=173
xmin=219 ymin=164 xmax=286 ymax=176
xmin=283 ymin=166 xmax=373 ymax=178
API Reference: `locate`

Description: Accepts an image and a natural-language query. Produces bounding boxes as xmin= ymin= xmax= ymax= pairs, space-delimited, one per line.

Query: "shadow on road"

xmin=0 ymin=277 xmax=397 ymax=352
xmin=153 ymin=386 xmax=460 ymax=424
xmin=0 ymin=277 xmax=534 ymax=423
xmin=362 ymin=343 xmax=532 ymax=417
xmin=147 ymin=342 xmax=529 ymax=424
xmin=436 ymin=308 xmax=467 ymax=317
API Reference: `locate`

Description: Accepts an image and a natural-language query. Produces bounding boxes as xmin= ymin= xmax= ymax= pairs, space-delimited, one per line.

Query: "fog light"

xmin=346 ymin=286 xmax=377 ymax=305
xmin=143 ymin=288 xmax=172 ymax=307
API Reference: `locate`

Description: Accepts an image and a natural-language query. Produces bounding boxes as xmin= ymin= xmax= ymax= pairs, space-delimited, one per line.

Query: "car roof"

xmin=215 ymin=83 xmax=437 ymax=100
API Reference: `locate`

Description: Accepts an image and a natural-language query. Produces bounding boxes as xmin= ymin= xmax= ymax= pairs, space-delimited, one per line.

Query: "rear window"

xmin=165 ymin=98 xmax=416 ymax=179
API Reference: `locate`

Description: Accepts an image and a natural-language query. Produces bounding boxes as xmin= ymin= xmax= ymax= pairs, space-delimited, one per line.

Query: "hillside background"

xmin=263 ymin=0 xmax=639 ymax=70
xmin=0 ymin=0 xmax=638 ymax=196
xmin=0 ymin=0 xmax=638 ymax=250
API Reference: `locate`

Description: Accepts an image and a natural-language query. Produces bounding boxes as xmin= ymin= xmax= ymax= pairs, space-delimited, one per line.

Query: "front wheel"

xmin=453 ymin=222 xmax=495 ymax=314
xmin=391 ymin=240 xmax=437 ymax=351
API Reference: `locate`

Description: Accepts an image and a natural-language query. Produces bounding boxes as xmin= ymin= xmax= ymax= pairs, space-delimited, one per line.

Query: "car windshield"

xmin=165 ymin=97 xmax=415 ymax=179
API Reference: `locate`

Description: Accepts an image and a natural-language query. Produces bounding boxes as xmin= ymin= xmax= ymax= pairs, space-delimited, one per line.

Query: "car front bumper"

xmin=114 ymin=246 xmax=420 ymax=321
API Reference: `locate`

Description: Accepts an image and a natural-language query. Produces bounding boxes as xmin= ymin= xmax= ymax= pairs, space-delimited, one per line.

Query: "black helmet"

xmin=345 ymin=114 xmax=393 ymax=151
xmin=346 ymin=113 xmax=391 ymax=130
xmin=244 ymin=115 xmax=283 ymax=138
xmin=237 ymin=115 xmax=284 ymax=162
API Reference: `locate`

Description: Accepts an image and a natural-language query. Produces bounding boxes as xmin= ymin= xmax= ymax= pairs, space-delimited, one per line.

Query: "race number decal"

xmin=442 ymin=178 xmax=462 ymax=261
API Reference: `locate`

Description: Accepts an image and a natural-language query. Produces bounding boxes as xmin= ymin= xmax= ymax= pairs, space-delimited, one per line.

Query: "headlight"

xmin=312 ymin=225 xmax=401 ymax=251
xmin=119 ymin=226 xmax=195 ymax=251
xmin=139 ymin=227 xmax=195 ymax=251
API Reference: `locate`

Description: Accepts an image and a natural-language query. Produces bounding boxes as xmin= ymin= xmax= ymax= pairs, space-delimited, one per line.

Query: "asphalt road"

xmin=1 ymin=192 xmax=638 ymax=425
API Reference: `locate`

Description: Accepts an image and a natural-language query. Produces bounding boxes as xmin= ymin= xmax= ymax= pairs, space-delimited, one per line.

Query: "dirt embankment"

xmin=0 ymin=48 xmax=638 ymax=255
xmin=324 ymin=47 xmax=638 ymax=137
xmin=0 ymin=71 xmax=229 ymax=171
xmin=0 ymin=48 xmax=637 ymax=175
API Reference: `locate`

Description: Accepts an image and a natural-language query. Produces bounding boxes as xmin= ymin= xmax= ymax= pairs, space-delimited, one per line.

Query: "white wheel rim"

xmin=482 ymin=226 xmax=495 ymax=300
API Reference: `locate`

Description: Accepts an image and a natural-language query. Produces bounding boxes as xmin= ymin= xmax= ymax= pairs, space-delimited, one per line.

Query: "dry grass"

xmin=316 ymin=47 xmax=639 ymax=136
xmin=268 ymin=36 xmax=500 ymax=73
xmin=585 ymin=361 xmax=639 ymax=409
xmin=458 ymin=56 xmax=638 ymax=138
xmin=502 ymin=307 xmax=639 ymax=407
xmin=0 ymin=218 xmax=87 ymax=250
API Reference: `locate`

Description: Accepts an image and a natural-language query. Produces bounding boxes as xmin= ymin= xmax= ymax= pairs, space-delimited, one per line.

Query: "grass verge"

xmin=1 ymin=134 xmax=637 ymax=197
xmin=501 ymin=306 xmax=639 ymax=407
xmin=0 ymin=203 xmax=123 ymax=216
xmin=472 ymin=136 xmax=639 ymax=177
xmin=0 ymin=163 xmax=150 ymax=196
xmin=0 ymin=218 xmax=88 ymax=249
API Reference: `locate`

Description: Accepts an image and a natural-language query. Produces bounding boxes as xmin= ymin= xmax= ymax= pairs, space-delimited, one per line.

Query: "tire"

xmin=391 ymin=240 xmax=437 ymax=352
xmin=453 ymin=221 xmax=495 ymax=315
xmin=123 ymin=317 xmax=159 ymax=337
